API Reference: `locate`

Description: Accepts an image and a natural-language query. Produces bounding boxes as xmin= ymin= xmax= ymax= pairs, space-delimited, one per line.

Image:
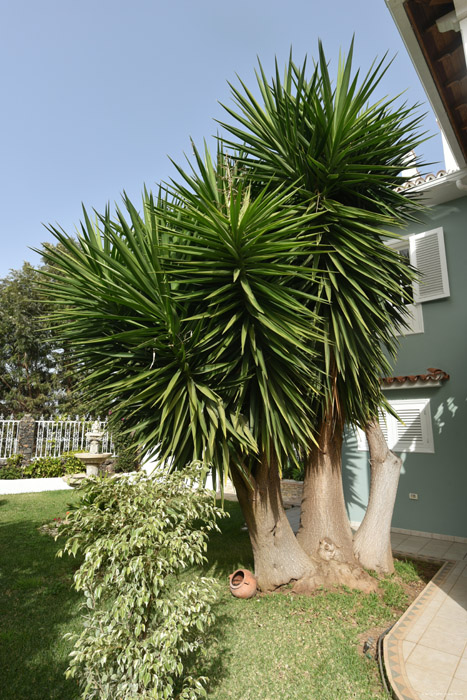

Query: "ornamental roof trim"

xmin=381 ymin=367 xmax=450 ymax=387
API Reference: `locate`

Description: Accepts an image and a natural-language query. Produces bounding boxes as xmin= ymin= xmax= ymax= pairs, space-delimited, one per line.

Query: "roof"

xmin=394 ymin=168 xmax=449 ymax=192
xmin=387 ymin=0 xmax=467 ymax=169
xmin=381 ymin=367 xmax=450 ymax=388
xmin=405 ymin=0 xmax=467 ymax=161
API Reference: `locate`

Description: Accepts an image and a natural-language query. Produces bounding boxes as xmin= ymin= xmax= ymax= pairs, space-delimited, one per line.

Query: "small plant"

xmin=61 ymin=452 xmax=85 ymax=474
xmin=0 ymin=454 xmax=25 ymax=479
xmin=58 ymin=463 xmax=226 ymax=700
xmin=21 ymin=453 xmax=83 ymax=478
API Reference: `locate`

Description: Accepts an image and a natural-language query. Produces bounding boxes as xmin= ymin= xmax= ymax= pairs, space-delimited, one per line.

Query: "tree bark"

xmin=353 ymin=420 xmax=402 ymax=574
xmin=230 ymin=453 xmax=314 ymax=592
xmin=296 ymin=416 xmax=355 ymax=563
xmin=291 ymin=414 xmax=378 ymax=594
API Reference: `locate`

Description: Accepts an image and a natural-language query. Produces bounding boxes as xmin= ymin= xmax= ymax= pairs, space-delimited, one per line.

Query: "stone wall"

xmin=218 ymin=477 xmax=303 ymax=506
xmin=16 ymin=414 xmax=36 ymax=463
xmin=280 ymin=479 xmax=304 ymax=506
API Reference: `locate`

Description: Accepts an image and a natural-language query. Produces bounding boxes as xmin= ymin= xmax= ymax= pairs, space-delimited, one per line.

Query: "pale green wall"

xmin=343 ymin=194 xmax=467 ymax=538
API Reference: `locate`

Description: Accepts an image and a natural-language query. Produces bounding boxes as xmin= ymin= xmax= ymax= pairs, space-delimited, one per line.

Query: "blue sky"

xmin=0 ymin=0 xmax=444 ymax=277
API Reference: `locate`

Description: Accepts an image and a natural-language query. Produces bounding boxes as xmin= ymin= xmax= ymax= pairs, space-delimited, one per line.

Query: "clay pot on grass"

xmin=229 ymin=569 xmax=257 ymax=599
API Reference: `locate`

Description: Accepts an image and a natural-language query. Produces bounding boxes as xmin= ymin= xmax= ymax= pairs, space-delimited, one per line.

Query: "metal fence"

xmin=0 ymin=416 xmax=19 ymax=458
xmin=0 ymin=415 xmax=114 ymax=459
xmin=35 ymin=417 xmax=114 ymax=457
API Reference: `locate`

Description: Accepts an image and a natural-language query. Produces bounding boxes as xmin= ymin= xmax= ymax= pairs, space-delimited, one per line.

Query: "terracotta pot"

xmin=229 ymin=568 xmax=257 ymax=599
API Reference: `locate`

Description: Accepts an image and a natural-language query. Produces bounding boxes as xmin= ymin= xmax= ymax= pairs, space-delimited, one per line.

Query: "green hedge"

xmin=0 ymin=452 xmax=84 ymax=479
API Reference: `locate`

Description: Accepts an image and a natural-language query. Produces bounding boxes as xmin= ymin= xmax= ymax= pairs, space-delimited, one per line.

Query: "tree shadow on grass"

xmin=0 ymin=520 xmax=82 ymax=700
xmin=204 ymin=500 xmax=254 ymax=580
xmin=180 ymin=605 xmax=232 ymax=698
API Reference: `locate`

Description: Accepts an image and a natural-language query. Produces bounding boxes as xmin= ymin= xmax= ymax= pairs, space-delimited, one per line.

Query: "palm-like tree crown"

xmin=41 ymin=42 xmax=426 ymax=484
xmin=41 ymin=163 xmax=325 ymax=481
xmin=218 ymin=41 xmax=426 ymax=426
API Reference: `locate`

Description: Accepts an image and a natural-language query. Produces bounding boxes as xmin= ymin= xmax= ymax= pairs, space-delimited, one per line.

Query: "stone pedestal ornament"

xmin=75 ymin=421 xmax=112 ymax=476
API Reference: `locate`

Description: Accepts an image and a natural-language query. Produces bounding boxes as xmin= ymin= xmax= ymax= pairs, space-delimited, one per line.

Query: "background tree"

xmin=0 ymin=252 xmax=89 ymax=417
xmin=0 ymin=262 xmax=57 ymax=416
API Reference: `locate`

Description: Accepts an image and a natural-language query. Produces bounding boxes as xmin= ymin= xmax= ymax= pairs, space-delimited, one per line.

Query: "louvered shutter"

xmin=390 ymin=399 xmax=434 ymax=453
xmin=377 ymin=408 xmax=390 ymax=444
xmin=355 ymin=399 xmax=434 ymax=453
xmin=410 ymin=228 xmax=450 ymax=302
xmin=354 ymin=409 xmax=388 ymax=450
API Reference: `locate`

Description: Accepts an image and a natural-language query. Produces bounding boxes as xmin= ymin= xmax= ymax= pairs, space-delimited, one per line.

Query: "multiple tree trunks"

xmin=232 ymin=417 xmax=400 ymax=593
xmin=353 ymin=420 xmax=402 ymax=574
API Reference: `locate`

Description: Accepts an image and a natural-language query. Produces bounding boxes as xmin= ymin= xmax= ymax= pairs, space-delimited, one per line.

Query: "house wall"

xmin=343 ymin=194 xmax=467 ymax=538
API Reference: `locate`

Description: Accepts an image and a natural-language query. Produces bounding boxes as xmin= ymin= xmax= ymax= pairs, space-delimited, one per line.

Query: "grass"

xmin=0 ymin=492 xmax=439 ymax=700
xmin=0 ymin=491 xmax=82 ymax=700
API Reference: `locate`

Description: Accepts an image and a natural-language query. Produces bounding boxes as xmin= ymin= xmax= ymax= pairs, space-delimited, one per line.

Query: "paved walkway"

xmin=0 ymin=476 xmax=73 ymax=495
xmin=384 ymin=555 xmax=467 ymax=700
xmin=285 ymin=506 xmax=467 ymax=700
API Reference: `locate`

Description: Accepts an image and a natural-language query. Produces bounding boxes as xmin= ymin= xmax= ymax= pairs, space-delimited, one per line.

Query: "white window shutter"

xmin=410 ymin=228 xmax=450 ymax=303
xmin=390 ymin=399 xmax=434 ymax=453
xmin=394 ymin=302 xmax=424 ymax=336
xmin=377 ymin=408 xmax=390 ymax=444
xmin=355 ymin=399 xmax=434 ymax=453
xmin=355 ymin=409 xmax=388 ymax=450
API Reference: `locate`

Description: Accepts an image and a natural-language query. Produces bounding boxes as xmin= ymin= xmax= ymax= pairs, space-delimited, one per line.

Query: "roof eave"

xmin=386 ymin=0 xmax=467 ymax=170
xmin=405 ymin=165 xmax=467 ymax=204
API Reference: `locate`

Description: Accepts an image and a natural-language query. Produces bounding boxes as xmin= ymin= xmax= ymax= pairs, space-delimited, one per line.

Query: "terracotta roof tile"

xmin=395 ymin=170 xmax=449 ymax=192
xmin=381 ymin=368 xmax=449 ymax=386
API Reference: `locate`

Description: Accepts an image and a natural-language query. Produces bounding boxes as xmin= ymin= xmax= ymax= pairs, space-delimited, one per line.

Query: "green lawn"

xmin=0 ymin=491 xmax=437 ymax=700
xmin=0 ymin=491 xmax=82 ymax=700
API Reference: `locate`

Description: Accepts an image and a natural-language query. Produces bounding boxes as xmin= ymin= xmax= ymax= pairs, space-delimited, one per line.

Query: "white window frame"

xmin=387 ymin=237 xmax=424 ymax=336
xmin=387 ymin=227 xmax=450 ymax=336
xmin=410 ymin=228 xmax=450 ymax=303
xmin=356 ymin=398 xmax=434 ymax=454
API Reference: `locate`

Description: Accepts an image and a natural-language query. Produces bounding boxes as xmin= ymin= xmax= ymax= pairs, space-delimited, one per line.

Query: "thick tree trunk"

xmin=230 ymin=454 xmax=314 ymax=592
xmin=296 ymin=416 xmax=355 ymax=562
xmin=292 ymin=415 xmax=377 ymax=595
xmin=353 ymin=420 xmax=402 ymax=574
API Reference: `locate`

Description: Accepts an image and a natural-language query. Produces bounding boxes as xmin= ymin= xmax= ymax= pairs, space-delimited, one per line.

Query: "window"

xmin=387 ymin=227 xmax=450 ymax=336
xmin=356 ymin=398 xmax=434 ymax=453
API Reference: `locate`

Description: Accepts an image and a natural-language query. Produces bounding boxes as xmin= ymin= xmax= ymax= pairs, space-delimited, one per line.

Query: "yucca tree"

xmin=41 ymin=160 xmax=329 ymax=589
xmin=218 ymin=41 xmax=425 ymax=578
xmin=42 ymin=42 xmax=426 ymax=590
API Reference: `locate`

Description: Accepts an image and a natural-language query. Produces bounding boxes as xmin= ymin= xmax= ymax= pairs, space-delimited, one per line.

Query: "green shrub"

xmin=58 ymin=463 xmax=226 ymax=700
xmin=0 ymin=452 xmax=83 ymax=479
xmin=23 ymin=457 xmax=64 ymax=478
xmin=16 ymin=452 xmax=83 ymax=479
xmin=6 ymin=453 xmax=23 ymax=468
xmin=0 ymin=454 xmax=24 ymax=479
xmin=61 ymin=451 xmax=85 ymax=474
xmin=281 ymin=449 xmax=305 ymax=481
